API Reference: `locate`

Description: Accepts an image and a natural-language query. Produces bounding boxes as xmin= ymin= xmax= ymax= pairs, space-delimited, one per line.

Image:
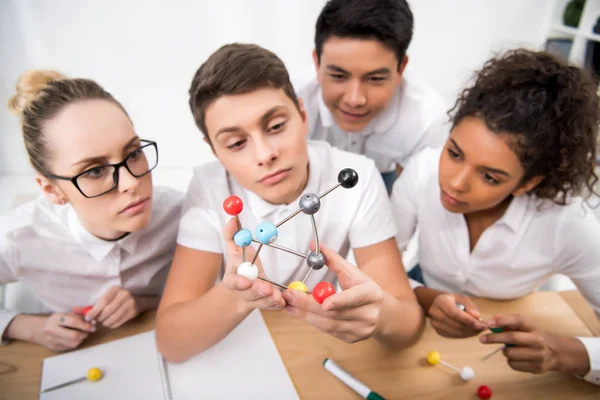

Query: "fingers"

xmin=57 ymin=313 xmax=95 ymax=333
xmin=85 ymin=286 xmax=120 ymax=322
xmin=284 ymin=305 xmax=373 ymax=343
xmin=45 ymin=315 xmax=89 ymax=349
xmin=102 ymin=303 xmax=133 ymax=328
xmin=321 ymin=284 xmax=380 ymax=312
xmin=430 ymin=318 xmax=481 ymax=338
xmin=505 ymin=360 xmax=543 ymax=374
xmin=457 ymin=296 xmax=481 ymax=320
xmin=480 ymin=330 xmax=544 ymax=348
xmin=486 ymin=314 xmax=537 ymax=332
xmin=97 ymin=290 xmax=130 ymax=323
xmin=503 ymin=346 xmax=545 ymax=362
xmin=437 ymin=295 xmax=486 ymax=330
xmin=223 ymin=217 xmax=243 ymax=258
xmin=310 ymin=242 xmax=359 ymax=287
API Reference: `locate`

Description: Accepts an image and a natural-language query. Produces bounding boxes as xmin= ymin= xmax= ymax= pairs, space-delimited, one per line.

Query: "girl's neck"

xmin=464 ymin=195 xmax=514 ymax=252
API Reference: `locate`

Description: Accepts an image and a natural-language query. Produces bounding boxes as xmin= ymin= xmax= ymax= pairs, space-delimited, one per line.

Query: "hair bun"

xmin=8 ymin=69 xmax=67 ymax=116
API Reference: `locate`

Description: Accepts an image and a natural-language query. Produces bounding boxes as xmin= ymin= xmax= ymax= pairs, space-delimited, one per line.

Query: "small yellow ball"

xmin=427 ymin=351 xmax=441 ymax=365
xmin=288 ymin=281 xmax=308 ymax=292
xmin=87 ymin=367 xmax=103 ymax=382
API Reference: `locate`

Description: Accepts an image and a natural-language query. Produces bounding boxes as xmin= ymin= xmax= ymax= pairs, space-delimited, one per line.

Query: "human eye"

xmin=482 ymin=172 xmax=500 ymax=185
xmin=226 ymin=139 xmax=247 ymax=150
xmin=268 ymin=120 xmax=287 ymax=134
xmin=128 ymin=147 xmax=143 ymax=161
xmin=447 ymin=148 xmax=461 ymax=160
xmin=82 ymin=166 xmax=110 ymax=180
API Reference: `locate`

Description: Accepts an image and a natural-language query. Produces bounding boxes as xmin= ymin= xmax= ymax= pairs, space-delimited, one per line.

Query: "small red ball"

xmin=312 ymin=281 xmax=336 ymax=304
xmin=223 ymin=196 xmax=243 ymax=215
xmin=82 ymin=305 xmax=93 ymax=317
xmin=477 ymin=385 xmax=492 ymax=399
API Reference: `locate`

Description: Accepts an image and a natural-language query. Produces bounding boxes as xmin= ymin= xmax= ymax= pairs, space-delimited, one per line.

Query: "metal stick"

xmin=318 ymin=182 xmax=342 ymax=199
xmin=275 ymin=208 xmax=303 ymax=228
xmin=251 ymin=243 xmax=263 ymax=265
xmin=481 ymin=346 xmax=505 ymax=361
xmin=439 ymin=360 xmax=461 ymax=372
xmin=234 ymin=216 xmax=245 ymax=262
xmin=252 ymin=239 xmax=307 ymax=258
xmin=310 ymin=215 xmax=320 ymax=255
xmin=301 ymin=267 xmax=314 ymax=284
xmin=41 ymin=376 xmax=87 ymax=393
xmin=257 ymin=276 xmax=288 ymax=290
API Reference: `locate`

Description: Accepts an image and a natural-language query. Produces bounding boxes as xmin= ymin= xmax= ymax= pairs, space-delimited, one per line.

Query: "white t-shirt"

xmin=0 ymin=187 xmax=183 ymax=340
xmin=391 ymin=147 xmax=600 ymax=385
xmin=177 ymin=140 xmax=396 ymax=288
xmin=294 ymin=66 xmax=449 ymax=173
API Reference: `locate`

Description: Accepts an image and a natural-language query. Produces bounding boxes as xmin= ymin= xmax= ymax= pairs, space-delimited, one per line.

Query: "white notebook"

xmin=39 ymin=310 xmax=300 ymax=399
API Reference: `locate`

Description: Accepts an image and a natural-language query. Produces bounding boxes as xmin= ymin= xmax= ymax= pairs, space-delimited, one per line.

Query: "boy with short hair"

xmin=295 ymin=0 xmax=448 ymax=192
xmin=156 ymin=43 xmax=424 ymax=363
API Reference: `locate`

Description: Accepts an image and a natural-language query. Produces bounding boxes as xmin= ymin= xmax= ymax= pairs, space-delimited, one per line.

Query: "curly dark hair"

xmin=450 ymin=49 xmax=600 ymax=205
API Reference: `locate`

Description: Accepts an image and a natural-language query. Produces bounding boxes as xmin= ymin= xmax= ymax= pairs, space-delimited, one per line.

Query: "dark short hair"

xmin=314 ymin=0 xmax=413 ymax=66
xmin=450 ymin=49 xmax=600 ymax=204
xmin=189 ymin=43 xmax=300 ymax=141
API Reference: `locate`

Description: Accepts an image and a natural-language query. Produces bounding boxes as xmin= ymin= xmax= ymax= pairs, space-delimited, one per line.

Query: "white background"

xmin=0 ymin=0 xmax=553 ymax=177
xmin=0 ymin=1 xmax=580 ymax=302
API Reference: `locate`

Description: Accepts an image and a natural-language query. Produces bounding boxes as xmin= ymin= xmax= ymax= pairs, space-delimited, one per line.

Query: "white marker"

xmin=323 ymin=358 xmax=385 ymax=400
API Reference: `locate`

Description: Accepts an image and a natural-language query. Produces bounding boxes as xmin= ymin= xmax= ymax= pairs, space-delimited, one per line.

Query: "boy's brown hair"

xmin=189 ymin=43 xmax=300 ymax=141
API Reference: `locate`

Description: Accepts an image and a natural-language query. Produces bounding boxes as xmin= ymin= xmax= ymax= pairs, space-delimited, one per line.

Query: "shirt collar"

xmin=67 ymin=205 xmax=140 ymax=261
xmin=317 ymin=84 xmax=401 ymax=135
xmin=496 ymin=195 xmax=530 ymax=233
xmin=242 ymin=144 xmax=323 ymax=220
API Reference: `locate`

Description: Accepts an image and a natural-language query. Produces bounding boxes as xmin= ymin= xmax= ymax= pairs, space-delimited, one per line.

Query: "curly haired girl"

xmin=392 ymin=49 xmax=600 ymax=384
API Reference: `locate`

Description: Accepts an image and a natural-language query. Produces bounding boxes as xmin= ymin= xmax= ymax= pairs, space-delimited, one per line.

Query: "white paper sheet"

xmin=40 ymin=310 xmax=299 ymax=399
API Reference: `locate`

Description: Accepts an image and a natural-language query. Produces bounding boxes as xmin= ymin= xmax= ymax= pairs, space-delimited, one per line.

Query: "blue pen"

xmin=323 ymin=358 xmax=386 ymax=400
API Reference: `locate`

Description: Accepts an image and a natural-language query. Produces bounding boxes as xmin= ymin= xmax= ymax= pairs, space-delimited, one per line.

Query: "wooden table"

xmin=1 ymin=290 xmax=598 ymax=399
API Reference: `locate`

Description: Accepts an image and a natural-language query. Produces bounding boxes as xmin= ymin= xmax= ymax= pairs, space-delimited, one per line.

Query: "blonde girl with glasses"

xmin=0 ymin=70 xmax=182 ymax=351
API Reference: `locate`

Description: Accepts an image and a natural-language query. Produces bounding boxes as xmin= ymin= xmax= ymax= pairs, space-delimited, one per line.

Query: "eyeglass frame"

xmin=45 ymin=139 xmax=158 ymax=199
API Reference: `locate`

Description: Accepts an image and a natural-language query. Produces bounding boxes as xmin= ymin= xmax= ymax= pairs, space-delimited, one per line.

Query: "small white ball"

xmin=237 ymin=262 xmax=258 ymax=281
xmin=460 ymin=366 xmax=475 ymax=382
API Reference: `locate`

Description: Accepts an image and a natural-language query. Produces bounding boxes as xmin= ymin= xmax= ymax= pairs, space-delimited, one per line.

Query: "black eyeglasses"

xmin=46 ymin=140 xmax=159 ymax=198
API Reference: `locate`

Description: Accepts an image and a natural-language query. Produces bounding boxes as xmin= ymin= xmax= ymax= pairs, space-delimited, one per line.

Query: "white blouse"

xmin=0 ymin=187 xmax=183 ymax=340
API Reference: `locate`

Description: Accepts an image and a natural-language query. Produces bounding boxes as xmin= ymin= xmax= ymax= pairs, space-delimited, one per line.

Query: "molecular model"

xmin=427 ymin=351 xmax=475 ymax=382
xmin=222 ymin=168 xmax=359 ymax=304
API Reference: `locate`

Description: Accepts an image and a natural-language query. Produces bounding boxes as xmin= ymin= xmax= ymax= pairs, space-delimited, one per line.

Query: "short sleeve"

xmin=176 ymin=169 xmax=224 ymax=254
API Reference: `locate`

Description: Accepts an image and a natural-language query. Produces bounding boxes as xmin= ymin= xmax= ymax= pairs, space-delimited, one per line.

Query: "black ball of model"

xmin=338 ymin=168 xmax=359 ymax=189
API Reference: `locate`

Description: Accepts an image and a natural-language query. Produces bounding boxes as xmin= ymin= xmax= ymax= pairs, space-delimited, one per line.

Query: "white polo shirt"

xmin=391 ymin=147 xmax=600 ymax=385
xmin=0 ymin=187 xmax=183 ymax=341
xmin=177 ymin=140 xmax=396 ymax=288
xmin=294 ymin=67 xmax=449 ymax=173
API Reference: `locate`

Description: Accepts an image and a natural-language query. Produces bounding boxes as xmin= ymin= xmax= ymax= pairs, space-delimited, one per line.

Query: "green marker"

xmin=323 ymin=358 xmax=385 ymax=400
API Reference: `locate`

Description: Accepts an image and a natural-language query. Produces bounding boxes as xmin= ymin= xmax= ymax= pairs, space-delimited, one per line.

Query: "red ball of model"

xmin=477 ymin=385 xmax=492 ymax=399
xmin=312 ymin=281 xmax=336 ymax=304
xmin=82 ymin=305 xmax=93 ymax=317
xmin=223 ymin=196 xmax=243 ymax=215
